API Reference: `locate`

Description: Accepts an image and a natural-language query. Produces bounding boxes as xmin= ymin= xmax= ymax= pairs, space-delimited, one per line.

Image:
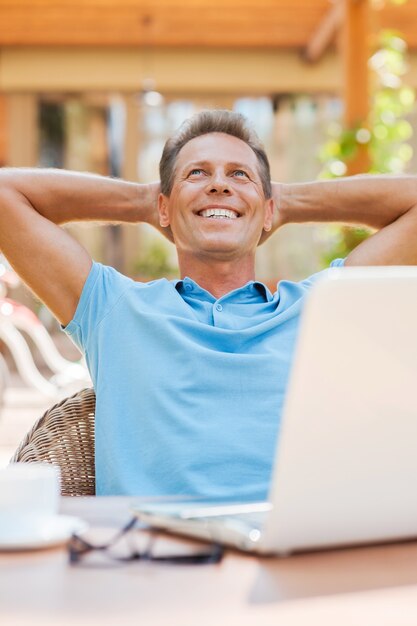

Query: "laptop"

xmin=133 ymin=266 xmax=417 ymax=555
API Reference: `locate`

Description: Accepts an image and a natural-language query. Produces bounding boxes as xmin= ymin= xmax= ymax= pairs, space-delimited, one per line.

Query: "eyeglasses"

xmin=68 ymin=516 xmax=224 ymax=567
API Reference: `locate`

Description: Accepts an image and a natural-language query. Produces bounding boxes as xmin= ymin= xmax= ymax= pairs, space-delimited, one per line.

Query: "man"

xmin=1 ymin=109 xmax=416 ymax=499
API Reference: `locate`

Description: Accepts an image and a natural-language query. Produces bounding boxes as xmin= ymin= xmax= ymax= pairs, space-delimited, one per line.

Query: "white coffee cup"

xmin=0 ymin=462 xmax=61 ymax=520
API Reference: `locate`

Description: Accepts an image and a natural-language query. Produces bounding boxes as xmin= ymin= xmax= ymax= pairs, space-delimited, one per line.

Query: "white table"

xmin=2 ymin=496 xmax=417 ymax=625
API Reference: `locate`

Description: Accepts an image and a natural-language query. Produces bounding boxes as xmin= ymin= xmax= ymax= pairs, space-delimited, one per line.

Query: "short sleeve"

xmin=296 ymin=258 xmax=345 ymax=292
xmin=62 ymin=261 xmax=134 ymax=354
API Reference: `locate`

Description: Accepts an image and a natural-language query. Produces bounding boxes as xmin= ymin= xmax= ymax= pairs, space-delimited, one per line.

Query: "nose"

xmin=206 ymin=172 xmax=231 ymax=195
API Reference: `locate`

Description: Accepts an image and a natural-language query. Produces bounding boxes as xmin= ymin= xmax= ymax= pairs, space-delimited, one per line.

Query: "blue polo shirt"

xmin=63 ymin=258 xmax=344 ymax=500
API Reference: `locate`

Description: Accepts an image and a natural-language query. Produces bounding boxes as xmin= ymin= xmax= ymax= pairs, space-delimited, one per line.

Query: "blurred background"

xmin=0 ymin=0 xmax=416 ymax=462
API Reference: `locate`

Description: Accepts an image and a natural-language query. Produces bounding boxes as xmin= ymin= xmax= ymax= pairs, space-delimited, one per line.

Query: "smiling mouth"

xmin=198 ymin=208 xmax=239 ymax=219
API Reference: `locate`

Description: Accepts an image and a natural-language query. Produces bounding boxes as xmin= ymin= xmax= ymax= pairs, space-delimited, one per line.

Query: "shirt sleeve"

xmin=297 ymin=257 xmax=346 ymax=291
xmin=62 ymin=261 xmax=134 ymax=355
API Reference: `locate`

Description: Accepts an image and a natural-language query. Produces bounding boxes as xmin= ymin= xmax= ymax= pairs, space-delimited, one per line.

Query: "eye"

xmin=233 ymin=170 xmax=249 ymax=178
xmin=188 ymin=168 xmax=204 ymax=177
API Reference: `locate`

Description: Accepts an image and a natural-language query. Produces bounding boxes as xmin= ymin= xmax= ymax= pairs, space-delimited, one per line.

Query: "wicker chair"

xmin=11 ymin=387 xmax=96 ymax=496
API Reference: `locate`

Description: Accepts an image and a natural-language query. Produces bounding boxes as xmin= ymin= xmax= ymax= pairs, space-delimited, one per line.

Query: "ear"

xmin=263 ymin=198 xmax=274 ymax=232
xmin=158 ymin=194 xmax=171 ymax=227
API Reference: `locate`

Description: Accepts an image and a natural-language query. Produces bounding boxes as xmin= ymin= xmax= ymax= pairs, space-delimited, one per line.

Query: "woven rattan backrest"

xmin=11 ymin=387 xmax=96 ymax=496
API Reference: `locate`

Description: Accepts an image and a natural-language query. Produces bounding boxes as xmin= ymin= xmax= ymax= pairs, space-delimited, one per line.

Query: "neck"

xmin=178 ymin=255 xmax=256 ymax=299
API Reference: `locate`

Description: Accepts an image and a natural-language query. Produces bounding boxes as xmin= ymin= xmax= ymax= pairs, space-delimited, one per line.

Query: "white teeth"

xmin=199 ymin=209 xmax=238 ymax=219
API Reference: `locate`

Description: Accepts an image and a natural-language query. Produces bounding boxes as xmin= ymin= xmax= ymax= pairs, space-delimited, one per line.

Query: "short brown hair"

xmin=159 ymin=109 xmax=272 ymax=198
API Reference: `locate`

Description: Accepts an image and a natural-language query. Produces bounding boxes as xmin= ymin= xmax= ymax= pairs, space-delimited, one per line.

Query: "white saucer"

xmin=0 ymin=514 xmax=87 ymax=551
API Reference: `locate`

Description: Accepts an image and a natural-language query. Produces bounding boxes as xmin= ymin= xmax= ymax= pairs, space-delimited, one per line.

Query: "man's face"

xmin=158 ymin=132 xmax=274 ymax=265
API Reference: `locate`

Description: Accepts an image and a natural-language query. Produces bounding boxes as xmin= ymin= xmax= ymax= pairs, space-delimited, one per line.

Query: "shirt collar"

xmin=172 ymin=277 xmax=273 ymax=303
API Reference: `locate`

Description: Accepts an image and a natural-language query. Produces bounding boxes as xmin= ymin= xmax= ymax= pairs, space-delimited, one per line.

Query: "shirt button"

xmin=185 ymin=284 xmax=193 ymax=291
xmin=215 ymin=303 xmax=223 ymax=312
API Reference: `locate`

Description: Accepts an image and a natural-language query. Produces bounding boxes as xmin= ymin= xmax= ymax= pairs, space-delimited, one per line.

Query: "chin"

xmin=197 ymin=245 xmax=250 ymax=261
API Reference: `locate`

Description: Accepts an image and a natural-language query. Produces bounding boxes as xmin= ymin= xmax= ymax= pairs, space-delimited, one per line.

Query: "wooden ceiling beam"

xmin=303 ymin=0 xmax=343 ymax=63
xmin=0 ymin=4 xmax=324 ymax=48
xmin=0 ymin=1 xmax=412 ymax=49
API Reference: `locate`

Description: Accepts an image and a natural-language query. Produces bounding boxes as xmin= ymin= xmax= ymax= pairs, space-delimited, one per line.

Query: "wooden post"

xmin=121 ymin=93 xmax=142 ymax=276
xmin=8 ymin=94 xmax=39 ymax=167
xmin=0 ymin=94 xmax=8 ymax=166
xmin=343 ymin=0 xmax=371 ymax=174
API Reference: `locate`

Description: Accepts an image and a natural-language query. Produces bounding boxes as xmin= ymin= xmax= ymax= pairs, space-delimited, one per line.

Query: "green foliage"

xmin=320 ymin=30 xmax=415 ymax=180
xmin=368 ymin=29 xmax=415 ymax=173
xmin=133 ymin=240 xmax=178 ymax=279
xmin=320 ymin=226 xmax=371 ymax=268
xmin=318 ymin=2 xmax=415 ymax=263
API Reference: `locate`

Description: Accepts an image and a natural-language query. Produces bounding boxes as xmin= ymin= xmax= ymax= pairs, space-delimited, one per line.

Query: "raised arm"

xmin=271 ymin=175 xmax=417 ymax=265
xmin=0 ymin=169 xmax=160 ymax=326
